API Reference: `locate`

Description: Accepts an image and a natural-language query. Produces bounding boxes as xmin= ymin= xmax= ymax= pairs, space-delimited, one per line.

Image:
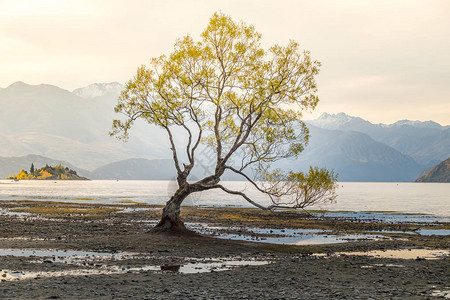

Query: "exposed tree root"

xmin=150 ymin=217 xmax=199 ymax=236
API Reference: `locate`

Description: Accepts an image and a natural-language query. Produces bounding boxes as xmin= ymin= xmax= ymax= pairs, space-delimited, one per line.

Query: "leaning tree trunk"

xmin=153 ymin=185 xmax=191 ymax=233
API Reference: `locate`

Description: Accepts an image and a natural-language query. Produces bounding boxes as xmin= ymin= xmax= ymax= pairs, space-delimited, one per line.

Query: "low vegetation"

xmin=11 ymin=206 xmax=120 ymax=217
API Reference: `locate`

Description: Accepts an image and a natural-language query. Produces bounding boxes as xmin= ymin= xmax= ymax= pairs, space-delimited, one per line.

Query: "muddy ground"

xmin=0 ymin=200 xmax=449 ymax=299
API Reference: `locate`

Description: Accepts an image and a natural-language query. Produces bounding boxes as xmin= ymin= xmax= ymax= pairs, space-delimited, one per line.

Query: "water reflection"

xmin=0 ymin=249 xmax=134 ymax=262
xmin=316 ymin=249 xmax=450 ymax=260
xmin=0 ymin=253 xmax=269 ymax=281
xmin=187 ymin=223 xmax=388 ymax=245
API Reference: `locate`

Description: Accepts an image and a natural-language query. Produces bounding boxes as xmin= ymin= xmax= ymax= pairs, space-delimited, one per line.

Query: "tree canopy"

xmin=112 ymin=13 xmax=337 ymax=231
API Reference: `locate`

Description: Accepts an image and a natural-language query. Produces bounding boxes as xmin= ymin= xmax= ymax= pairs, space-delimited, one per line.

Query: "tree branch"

xmin=163 ymin=126 xmax=182 ymax=175
xmin=214 ymin=184 xmax=270 ymax=211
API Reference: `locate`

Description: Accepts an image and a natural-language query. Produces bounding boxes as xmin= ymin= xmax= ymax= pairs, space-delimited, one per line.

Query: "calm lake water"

xmin=0 ymin=180 xmax=448 ymax=217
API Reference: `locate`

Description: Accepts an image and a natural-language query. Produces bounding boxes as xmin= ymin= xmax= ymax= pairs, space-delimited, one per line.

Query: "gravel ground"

xmin=0 ymin=200 xmax=449 ymax=299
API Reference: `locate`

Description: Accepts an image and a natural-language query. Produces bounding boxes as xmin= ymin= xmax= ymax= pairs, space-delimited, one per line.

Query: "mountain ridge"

xmin=307 ymin=112 xmax=449 ymax=167
xmin=0 ymin=81 xmax=170 ymax=169
xmin=281 ymin=125 xmax=423 ymax=182
xmin=1 ymin=81 xmax=446 ymax=181
xmin=309 ymin=112 xmax=446 ymax=129
xmin=73 ymin=82 xmax=124 ymax=99
xmin=90 ymin=158 xmax=175 ymax=180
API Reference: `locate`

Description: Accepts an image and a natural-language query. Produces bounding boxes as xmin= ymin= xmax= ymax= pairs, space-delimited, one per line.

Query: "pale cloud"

xmin=0 ymin=0 xmax=448 ymax=124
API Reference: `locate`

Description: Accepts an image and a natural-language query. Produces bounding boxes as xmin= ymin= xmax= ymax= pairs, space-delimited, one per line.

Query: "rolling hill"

xmin=415 ymin=158 xmax=450 ymax=182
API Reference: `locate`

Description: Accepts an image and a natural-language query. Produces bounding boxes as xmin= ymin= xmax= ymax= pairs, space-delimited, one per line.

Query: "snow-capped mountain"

xmin=73 ymin=82 xmax=124 ymax=99
xmin=390 ymin=120 xmax=442 ymax=129
xmin=309 ymin=112 xmax=353 ymax=128
xmin=307 ymin=112 xmax=449 ymax=167
xmin=279 ymin=125 xmax=423 ymax=182
xmin=0 ymin=81 xmax=169 ymax=169
xmin=309 ymin=112 xmax=444 ymax=130
xmin=307 ymin=112 xmax=373 ymax=131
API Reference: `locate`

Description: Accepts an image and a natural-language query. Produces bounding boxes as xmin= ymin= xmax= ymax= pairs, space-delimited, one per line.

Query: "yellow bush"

xmin=38 ymin=170 xmax=53 ymax=179
xmin=16 ymin=169 xmax=29 ymax=180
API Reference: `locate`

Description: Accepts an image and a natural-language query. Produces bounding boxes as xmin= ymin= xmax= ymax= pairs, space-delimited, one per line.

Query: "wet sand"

xmin=0 ymin=200 xmax=449 ymax=299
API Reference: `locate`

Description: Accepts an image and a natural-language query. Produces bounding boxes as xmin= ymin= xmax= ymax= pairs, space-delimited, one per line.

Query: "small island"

xmin=7 ymin=163 xmax=88 ymax=180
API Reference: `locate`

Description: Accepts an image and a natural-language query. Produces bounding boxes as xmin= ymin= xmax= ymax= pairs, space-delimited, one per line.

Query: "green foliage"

xmin=111 ymin=12 xmax=335 ymax=210
xmin=111 ymin=12 xmax=319 ymax=159
xmin=287 ymin=167 xmax=338 ymax=208
xmin=260 ymin=167 xmax=338 ymax=209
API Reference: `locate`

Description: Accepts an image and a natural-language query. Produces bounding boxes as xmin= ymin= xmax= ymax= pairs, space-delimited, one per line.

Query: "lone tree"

xmin=112 ymin=13 xmax=337 ymax=232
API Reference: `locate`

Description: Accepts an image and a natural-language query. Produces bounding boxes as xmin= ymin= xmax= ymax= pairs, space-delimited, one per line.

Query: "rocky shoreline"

xmin=0 ymin=200 xmax=449 ymax=299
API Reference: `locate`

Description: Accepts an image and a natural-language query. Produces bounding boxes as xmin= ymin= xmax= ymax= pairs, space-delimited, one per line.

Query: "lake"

xmin=0 ymin=180 xmax=448 ymax=217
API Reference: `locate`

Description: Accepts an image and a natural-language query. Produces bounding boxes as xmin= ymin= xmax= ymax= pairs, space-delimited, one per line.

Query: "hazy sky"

xmin=1 ymin=0 xmax=449 ymax=124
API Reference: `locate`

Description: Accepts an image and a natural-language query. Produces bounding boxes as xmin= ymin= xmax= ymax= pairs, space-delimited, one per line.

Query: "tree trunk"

xmin=153 ymin=185 xmax=191 ymax=233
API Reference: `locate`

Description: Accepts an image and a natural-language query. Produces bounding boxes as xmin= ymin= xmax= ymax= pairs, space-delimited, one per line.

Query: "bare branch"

xmin=163 ymin=126 xmax=182 ymax=175
xmin=214 ymin=184 xmax=269 ymax=211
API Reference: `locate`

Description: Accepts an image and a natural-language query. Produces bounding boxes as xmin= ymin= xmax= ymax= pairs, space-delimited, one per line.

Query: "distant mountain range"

xmin=0 ymin=155 xmax=241 ymax=181
xmin=0 ymin=81 xmax=170 ymax=169
xmin=0 ymin=154 xmax=175 ymax=180
xmin=307 ymin=112 xmax=449 ymax=167
xmin=280 ymin=125 xmax=424 ymax=182
xmin=90 ymin=158 xmax=175 ymax=180
xmin=72 ymin=82 xmax=124 ymax=99
xmin=0 ymin=81 xmax=448 ymax=182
